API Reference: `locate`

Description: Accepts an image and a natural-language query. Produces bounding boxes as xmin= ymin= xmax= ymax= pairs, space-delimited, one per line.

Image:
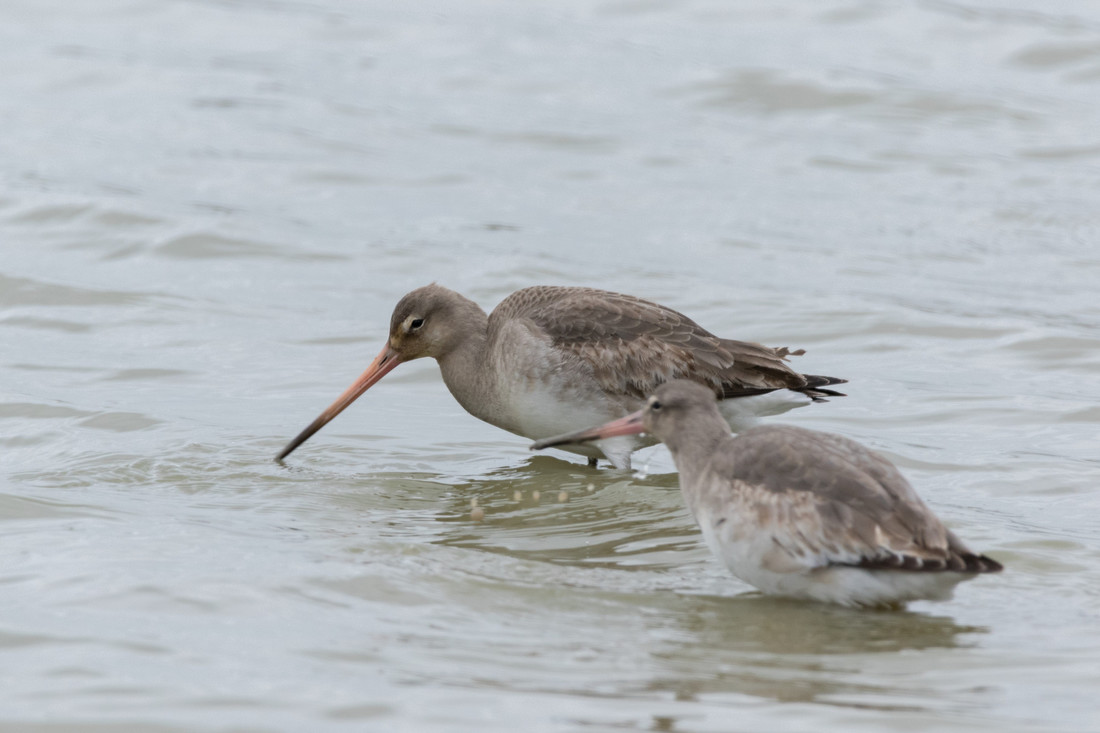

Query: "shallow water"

xmin=2 ymin=1 xmax=1099 ymax=731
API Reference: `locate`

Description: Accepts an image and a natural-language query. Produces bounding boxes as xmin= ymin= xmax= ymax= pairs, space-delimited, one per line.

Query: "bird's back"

xmin=490 ymin=286 xmax=832 ymax=400
xmin=698 ymin=424 xmax=1002 ymax=575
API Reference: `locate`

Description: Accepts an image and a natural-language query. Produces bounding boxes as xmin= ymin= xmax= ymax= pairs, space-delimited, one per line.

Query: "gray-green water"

xmin=2 ymin=1 xmax=1099 ymax=731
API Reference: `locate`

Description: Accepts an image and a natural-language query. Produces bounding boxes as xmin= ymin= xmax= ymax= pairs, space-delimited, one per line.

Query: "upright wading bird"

xmin=277 ymin=284 xmax=845 ymax=469
xmin=532 ymin=380 xmax=1003 ymax=607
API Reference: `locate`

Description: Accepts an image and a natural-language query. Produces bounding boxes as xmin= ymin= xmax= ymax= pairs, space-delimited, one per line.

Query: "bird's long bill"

xmin=530 ymin=409 xmax=645 ymax=451
xmin=276 ymin=344 xmax=401 ymax=461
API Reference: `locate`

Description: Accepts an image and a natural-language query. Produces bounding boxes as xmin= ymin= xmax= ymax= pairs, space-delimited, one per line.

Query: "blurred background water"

xmin=1 ymin=1 xmax=1099 ymax=731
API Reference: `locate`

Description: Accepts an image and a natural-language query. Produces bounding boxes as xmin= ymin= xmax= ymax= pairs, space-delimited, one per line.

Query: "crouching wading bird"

xmin=276 ymin=284 xmax=846 ymax=469
xmin=532 ymin=380 xmax=1003 ymax=607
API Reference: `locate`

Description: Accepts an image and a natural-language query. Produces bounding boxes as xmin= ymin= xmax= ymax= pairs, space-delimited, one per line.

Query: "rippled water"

xmin=2 ymin=1 xmax=1099 ymax=731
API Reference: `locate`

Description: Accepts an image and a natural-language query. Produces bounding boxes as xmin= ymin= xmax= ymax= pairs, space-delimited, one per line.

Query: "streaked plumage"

xmin=532 ymin=380 xmax=1002 ymax=607
xmin=277 ymin=284 xmax=845 ymax=468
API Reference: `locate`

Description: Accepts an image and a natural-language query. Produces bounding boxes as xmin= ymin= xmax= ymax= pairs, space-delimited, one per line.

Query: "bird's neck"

xmin=435 ymin=302 xmax=494 ymax=420
xmin=663 ymin=414 xmax=732 ymax=498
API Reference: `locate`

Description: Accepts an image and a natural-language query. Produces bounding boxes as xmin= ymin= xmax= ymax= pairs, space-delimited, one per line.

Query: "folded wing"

xmin=491 ymin=286 xmax=838 ymax=400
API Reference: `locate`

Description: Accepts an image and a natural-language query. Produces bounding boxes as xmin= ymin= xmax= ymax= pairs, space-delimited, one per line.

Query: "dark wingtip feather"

xmin=852 ymin=551 xmax=1003 ymax=574
xmin=969 ymin=554 xmax=1004 ymax=574
xmin=946 ymin=552 xmax=1004 ymax=574
xmin=803 ymin=374 xmax=849 ymax=388
xmin=802 ymin=388 xmax=847 ymax=403
xmin=798 ymin=374 xmax=848 ymax=402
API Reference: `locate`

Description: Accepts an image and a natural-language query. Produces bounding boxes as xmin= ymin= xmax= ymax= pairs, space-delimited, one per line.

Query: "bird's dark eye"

xmin=650 ymin=400 xmax=662 ymax=411
xmin=409 ymin=318 xmax=424 ymax=330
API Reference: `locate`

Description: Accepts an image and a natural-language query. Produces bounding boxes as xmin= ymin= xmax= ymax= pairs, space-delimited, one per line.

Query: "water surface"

xmin=2 ymin=1 xmax=1099 ymax=731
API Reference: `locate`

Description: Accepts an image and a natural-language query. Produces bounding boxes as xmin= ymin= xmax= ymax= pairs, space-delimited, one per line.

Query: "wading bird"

xmin=532 ymin=380 xmax=1002 ymax=607
xmin=277 ymin=285 xmax=845 ymax=469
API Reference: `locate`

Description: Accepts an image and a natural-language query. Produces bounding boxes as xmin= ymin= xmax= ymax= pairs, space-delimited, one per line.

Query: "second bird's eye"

xmin=410 ymin=318 xmax=425 ymax=330
xmin=650 ymin=400 xmax=662 ymax=411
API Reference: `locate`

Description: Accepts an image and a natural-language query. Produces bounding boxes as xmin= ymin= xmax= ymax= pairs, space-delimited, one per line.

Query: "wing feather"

xmin=490 ymin=286 xmax=815 ymax=399
xmin=706 ymin=426 xmax=1001 ymax=574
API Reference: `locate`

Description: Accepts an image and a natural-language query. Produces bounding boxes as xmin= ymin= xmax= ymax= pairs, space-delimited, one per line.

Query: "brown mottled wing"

xmin=490 ymin=286 xmax=812 ymax=399
xmin=710 ymin=425 xmax=1001 ymax=573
